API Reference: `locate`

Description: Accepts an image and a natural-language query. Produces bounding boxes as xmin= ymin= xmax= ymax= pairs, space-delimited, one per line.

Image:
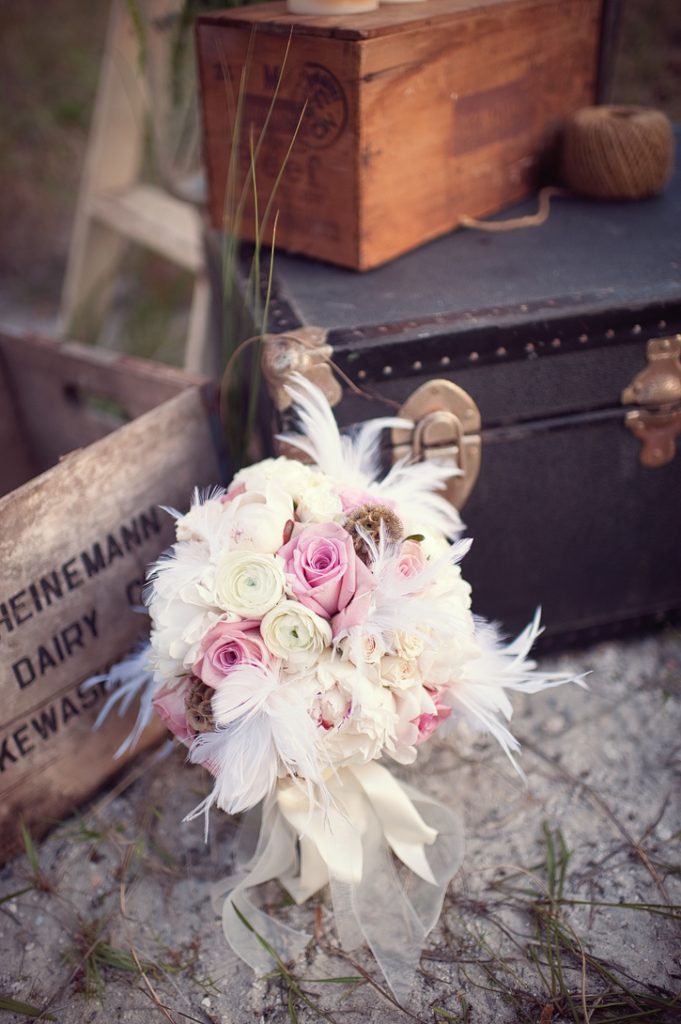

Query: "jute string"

xmin=459 ymin=104 xmax=675 ymax=233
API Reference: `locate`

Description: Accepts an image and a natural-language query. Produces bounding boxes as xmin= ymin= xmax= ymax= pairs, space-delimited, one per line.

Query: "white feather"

xmin=184 ymin=665 xmax=326 ymax=835
xmin=83 ymin=645 xmax=156 ymax=758
xmin=441 ymin=610 xmax=587 ymax=774
xmin=376 ymin=457 xmax=464 ymax=539
xmin=278 ymin=373 xmax=409 ymax=488
xmin=336 ymin=529 xmax=473 ymax=662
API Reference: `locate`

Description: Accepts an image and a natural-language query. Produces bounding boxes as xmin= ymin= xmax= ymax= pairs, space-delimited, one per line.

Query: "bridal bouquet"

xmin=99 ymin=375 xmax=577 ymax=1000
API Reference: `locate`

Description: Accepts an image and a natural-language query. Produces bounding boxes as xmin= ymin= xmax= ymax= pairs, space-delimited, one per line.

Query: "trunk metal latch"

xmin=622 ymin=334 xmax=681 ymax=467
xmin=391 ymin=380 xmax=482 ymax=510
xmin=260 ymin=334 xmax=482 ymax=509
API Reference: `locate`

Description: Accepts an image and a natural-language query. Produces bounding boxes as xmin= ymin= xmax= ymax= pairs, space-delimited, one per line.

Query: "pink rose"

xmin=153 ymin=682 xmax=193 ymax=744
xmin=413 ymin=686 xmax=452 ymax=744
xmin=278 ymin=522 xmax=374 ymax=619
xmin=194 ymin=620 xmax=270 ymax=688
xmin=337 ymin=487 xmax=396 ymax=514
xmin=398 ymin=540 xmax=425 ymax=578
xmin=331 ymin=585 xmax=374 ymax=635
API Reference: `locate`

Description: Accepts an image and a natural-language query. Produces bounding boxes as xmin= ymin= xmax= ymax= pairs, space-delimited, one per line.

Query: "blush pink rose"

xmin=278 ymin=522 xmax=374 ymax=619
xmin=194 ymin=620 xmax=270 ymax=688
xmin=331 ymin=585 xmax=375 ymax=636
xmin=153 ymin=682 xmax=193 ymax=744
xmin=413 ymin=686 xmax=452 ymax=744
xmin=398 ymin=540 xmax=425 ymax=578
xmin=337 ymin=487 xmax=397 ymax=514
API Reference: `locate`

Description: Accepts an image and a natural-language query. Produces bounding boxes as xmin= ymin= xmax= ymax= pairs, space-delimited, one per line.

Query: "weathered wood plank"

xmin=0 ymin=333 xmax=210 ymax=474
xmin=0 ymin=349 xmax=35 ymax=495
xmin=0 ymin=339 xmax=224 ymax=864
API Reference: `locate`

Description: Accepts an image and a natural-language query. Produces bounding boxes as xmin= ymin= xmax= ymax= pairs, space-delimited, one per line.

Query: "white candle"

xmin=287 ymin=0 xmax=378 ymax=13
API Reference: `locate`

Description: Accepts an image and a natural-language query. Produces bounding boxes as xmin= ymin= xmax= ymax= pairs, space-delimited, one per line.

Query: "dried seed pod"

xmin=185 ymin=677 xmax=216 ymax=733
xmin=344 ymin=503 xmax=404 ymax=562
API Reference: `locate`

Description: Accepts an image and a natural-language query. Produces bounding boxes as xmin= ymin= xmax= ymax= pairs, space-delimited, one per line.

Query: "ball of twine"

xmin=561 ymin=105 xmax=674 ymax=201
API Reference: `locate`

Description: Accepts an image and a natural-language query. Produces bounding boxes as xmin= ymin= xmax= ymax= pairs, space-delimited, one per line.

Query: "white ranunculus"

xmin=260 ymin=599 xmax=332 ymax=665
xmin=417 ymin=530 xmax=450 ymax=561
xmin=296 ymin=481 xmax=344 ymax=523
xmin=214 ymin=551 xmax=285 ymax=618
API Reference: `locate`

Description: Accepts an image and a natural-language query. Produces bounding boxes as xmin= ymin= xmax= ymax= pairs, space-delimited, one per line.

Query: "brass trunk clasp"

xmin=391 ymin=380 xmax=482 ymax=510
xmin=261 ymin=327 xmax=342 ymax=412
xmin=622 ymin=334 xmax=681 ymax=468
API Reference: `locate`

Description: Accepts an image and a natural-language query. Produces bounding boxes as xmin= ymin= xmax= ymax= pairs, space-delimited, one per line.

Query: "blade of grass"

xmin=0 ymin=885 xmax=34 ymax=905
xmin=0 ymin=995 xmax=55 ymax=1020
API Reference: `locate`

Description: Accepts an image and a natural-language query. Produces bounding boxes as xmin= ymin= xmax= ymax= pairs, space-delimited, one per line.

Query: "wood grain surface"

xmin=198 ymin=0 xmax=603 ymax=268
xmin=0 ymin=335 xmax=224 ymax=863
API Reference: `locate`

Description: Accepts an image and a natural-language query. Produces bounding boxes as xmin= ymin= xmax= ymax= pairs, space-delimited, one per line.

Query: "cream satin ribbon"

xmin=214 ymin=761 xmax=464 ymax=1004
xmin=277 ymin=762 xmax=438 ymax=897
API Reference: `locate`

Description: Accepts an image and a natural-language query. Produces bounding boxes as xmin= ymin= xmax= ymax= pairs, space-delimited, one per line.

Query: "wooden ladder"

xmin=59 ymin=0 xmax=212 ymax=374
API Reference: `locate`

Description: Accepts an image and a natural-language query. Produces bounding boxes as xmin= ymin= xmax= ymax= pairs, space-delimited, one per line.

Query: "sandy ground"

xmin=1 ymin=630 xmax=679 ymax=1023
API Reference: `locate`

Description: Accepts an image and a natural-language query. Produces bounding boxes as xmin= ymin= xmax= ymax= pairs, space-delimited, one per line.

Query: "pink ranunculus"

xmin=194 ymin=620 xmax=270 ymax=688
xmin=153 ymin=682 xmax=193 ymax=745
xmin=337 ymin=487 xmax=397 ymax=514
xmin=278 ymin=522 xmax=374 ymax=619
xmin=398 ymin=539 xmax=425 ymax=578
xmin=413 ymin=686 xmax=452 ymax=744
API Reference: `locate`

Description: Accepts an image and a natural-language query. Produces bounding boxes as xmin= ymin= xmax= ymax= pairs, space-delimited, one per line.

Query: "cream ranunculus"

xmin=261 ymin=599 xmax=332 ymax=665
xmin=214 ymin=551 xmax=285 ymax=618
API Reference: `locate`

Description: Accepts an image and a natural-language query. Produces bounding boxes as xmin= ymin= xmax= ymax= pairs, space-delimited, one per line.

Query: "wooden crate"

xmin=0 ymin=333 xmax=225 ymax=864
xmin=197 ymin=0 xmax=605 ymax=270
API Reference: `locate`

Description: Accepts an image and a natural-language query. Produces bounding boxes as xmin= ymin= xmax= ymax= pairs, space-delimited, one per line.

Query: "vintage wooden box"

xmin=226 ymin=133 xmax=681 ymax=646
xmin=0 ymin=333 xmax=225 ymax=863
xmin=197 ymin=0 xmax=609 ymax=270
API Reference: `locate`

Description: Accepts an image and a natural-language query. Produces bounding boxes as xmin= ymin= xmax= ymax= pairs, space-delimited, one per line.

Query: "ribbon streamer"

xmin=214 ymin=762 xmax=464 ymax=1003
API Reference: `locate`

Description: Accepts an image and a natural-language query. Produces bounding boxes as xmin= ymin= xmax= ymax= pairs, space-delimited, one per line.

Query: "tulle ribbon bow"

xmin=214 ymin=761 xmax=464 ymax=1003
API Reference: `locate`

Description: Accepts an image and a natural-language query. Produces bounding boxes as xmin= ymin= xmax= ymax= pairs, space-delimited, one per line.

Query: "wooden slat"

xmin=0 ymin=351 xmax=35 ymax=496
xmin=0 ymin=368 xmax=224 ymax=864
xmin=89 ymin=184 xmax=204 ymax=272
xmin=0 ymin=333 xmax=210 ymax=473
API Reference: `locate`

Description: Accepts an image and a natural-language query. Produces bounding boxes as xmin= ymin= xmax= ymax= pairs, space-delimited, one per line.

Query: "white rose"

xmin=391 ymin=630 xmax=425 ymax=660
xmin=214 ymin=551 xmax=285 ymax=617
xmin=313 ymin=656 xmax=396 ymax=767
xmin=232 ymin=457 xmax=322 ymax=503
xmin=261 ymin=599 xmax=332 ymax=665
xmin=296 ymin=482 xmax=344 ymax=523
xmin=380 ymin=655 xmax=419 ymax=690
xmin=339 ymin=630 xmax=385 ymax=665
